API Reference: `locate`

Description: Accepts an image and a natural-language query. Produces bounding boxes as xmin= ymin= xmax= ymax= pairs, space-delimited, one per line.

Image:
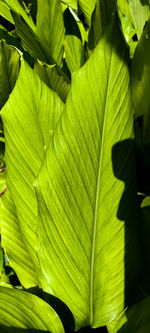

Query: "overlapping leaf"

xmin=34 ymin=62 xmax=70 ymax=102
xmin=64 ymin=9 xmax=85 ymax=73
xmin=129 ymin=0 xmax=150 ymax=39
xmin=132 ymin=19 xmax=150 ymax=141
xmin=0 ymin=286 xmax=64 ymax=332
xmin=0 ymin=0 xmax=14 ymax=24
xmin=88 ymin=0 xmax=116 ymax=50
xmin=78 ymin=0 xmax=96 ymax=25
xmin=1 ymin=58 xmax=64 ymax=277
xmin=0 ymin=190 xmax=38 ymax=288
xmin=0 ymin=40 xmax=20 ymax=110
xmin=61 ymin=0 xmax=77 ymax=10
xmin=4 ymin=0 xmax=35 ymax=30
xmin=36 ymin=0 xmax=65 ymax=66
xmin=35 ymin=17 xmax=141 ymax=330
xmin=117 ymin=0 xmax=150 ymax=39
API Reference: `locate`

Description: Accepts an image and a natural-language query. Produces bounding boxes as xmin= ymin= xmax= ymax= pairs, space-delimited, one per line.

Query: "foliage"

xmin=0 ymin=0 xmax=149 ymax=332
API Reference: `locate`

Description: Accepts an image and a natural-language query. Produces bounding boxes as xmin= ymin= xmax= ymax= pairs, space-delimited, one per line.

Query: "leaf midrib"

xmin=89 ymin=42 xmax=113 ymax=325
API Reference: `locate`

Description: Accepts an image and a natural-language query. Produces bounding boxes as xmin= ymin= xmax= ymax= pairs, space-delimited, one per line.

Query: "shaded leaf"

xmin=88 ymin=0 xmax=116 ymax=50
xmin=36 ymin=0 xmax=65 ymax=66
xmin=0 ymin=40 xmax=20 ymax=110
xmin=132 ymin=19 xmax=150 ymax=141
xmin=111 ymin=296 xmax=150 ymax=332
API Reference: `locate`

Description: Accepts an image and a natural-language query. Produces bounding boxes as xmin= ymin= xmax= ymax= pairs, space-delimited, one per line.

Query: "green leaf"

xmin=131 ymin=19 xmax=150 ymax=140
xmin=137 ymin=195 xmax=150 ymax=295
xmin=0 ymin=286 xmax=64 ymax=332
xmin=88 ymin=0 xmax=116 ymax=51
xmin=35 ymin=18 xmax=140 ymax=329
xmin=117 ymin=0 xmax=137 ymax=56
xmin=1 ymin=58 xmax=64 ymax=272
xmin=64 ymin=9 xmax=85 ymax=73
xmin=65 ymin=35 xmax=85 ymax=73
xmin=0 ymin=189 xmax=38 ymax=288
xmin=78 ymin=0 xmax=97 ymax=25
xmin=0 ymin=40 xmax=20 ymax=110
xmin=117 ymin=0 xmax=150 ymax=40
xmin=23 ymin=0 xmax=37 ymax=23
xmin=4 ymin=0 xmax=35 ymax=31
xmin=36 ymin=0 xmax=65 ymax=66
xmin=11 ymin=11 xmax=51 ymax=64
xmin=129 ymin=0 xmax=150 ymax=39
xmin=34 ymin=61 xmax=70 ymax=102
xmin=0 ymin=1 xmax=14 ymax=24
xmin=61 ymin=0 xmax=77 ymax=10
xmin=0 ymin=169 xmax=6 ymax=195
xmin=111 ymin=296 xmax=150 ymax=333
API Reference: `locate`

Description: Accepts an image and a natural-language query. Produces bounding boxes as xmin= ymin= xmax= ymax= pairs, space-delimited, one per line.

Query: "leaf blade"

xmin=1 ymin=58 xmax=64 ymax=275
xmin=0 ymin=286 xmax=64 ymax=332
xmin=35 ymin=18 xmax=141 ymax=329
xmin=0 ymin=189 xmax=38 ymax=288
xmin=36 ymin=0 xmax=65 ymax=66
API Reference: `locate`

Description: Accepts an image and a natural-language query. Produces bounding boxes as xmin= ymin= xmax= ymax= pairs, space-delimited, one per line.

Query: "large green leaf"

xmin=110 ymin=296 xmax=150 ymax=333
xmin=35 ymin=18 xmax=141 ymax=329
xmin=0 ymin=286 xmax=64 ymax=332
xmin=0 ymin=40 xmax=20 ymax=110
xmin=36 ymin=0 xmax=65 ymax=66
xmin=0 ymin=189 xmax=38 ymax=288
xmin=1 ymin=57 xmax=64 ymax=273
xmin=131 ymin=19 xmax=150 ymax=141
